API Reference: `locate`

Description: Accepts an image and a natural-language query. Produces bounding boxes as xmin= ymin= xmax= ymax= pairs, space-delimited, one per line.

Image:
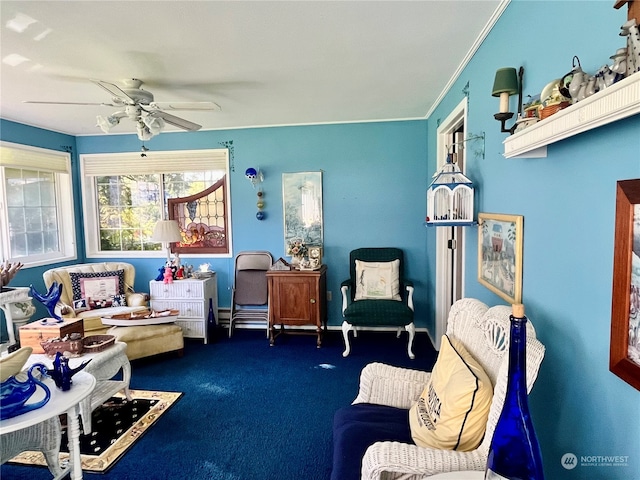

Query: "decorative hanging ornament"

xmin=245 ymin=167 xmax=266 ymax=220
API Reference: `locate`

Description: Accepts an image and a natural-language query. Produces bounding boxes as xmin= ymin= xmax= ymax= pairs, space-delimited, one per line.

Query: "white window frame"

xmin=80 ymin=148 xmax=232 ymax=259
xmin=0 ymin=141 xmax=77 ymax=267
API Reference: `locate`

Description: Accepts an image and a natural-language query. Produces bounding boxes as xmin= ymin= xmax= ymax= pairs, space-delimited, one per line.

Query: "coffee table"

xmin=27 ymin=341 xmax=131 ymax=433
xmin=0 ymin=371 xmax=96 ymax=480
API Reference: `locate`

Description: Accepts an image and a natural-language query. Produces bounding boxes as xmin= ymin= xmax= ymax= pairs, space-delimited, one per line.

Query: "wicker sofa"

xmin=331 ymin=298 xmax=546 ymax=480
xmin=42 ymin=262 xmax=183 ymax=360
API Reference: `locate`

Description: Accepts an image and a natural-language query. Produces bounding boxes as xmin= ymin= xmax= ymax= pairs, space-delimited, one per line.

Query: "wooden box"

xmin=19 ymin=318 xmax=84 ymax=354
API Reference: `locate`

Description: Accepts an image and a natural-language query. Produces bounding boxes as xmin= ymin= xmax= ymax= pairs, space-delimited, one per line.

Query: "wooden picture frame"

xmin=477 ymin=212 xmax=524 ymax=304
xmin=610 ymin=179 xmax=640 ymax=391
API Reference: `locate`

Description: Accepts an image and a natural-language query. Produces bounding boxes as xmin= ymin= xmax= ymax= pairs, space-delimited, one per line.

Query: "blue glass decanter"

xmin=485 ymin=304 xmax=544 ymax=480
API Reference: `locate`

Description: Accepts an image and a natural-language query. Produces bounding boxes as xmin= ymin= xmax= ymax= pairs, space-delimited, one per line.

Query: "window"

xmin=0 ymin=142 xmax=77 ymax=267
xmin=81 ymin=149 xmax=232 ymax=258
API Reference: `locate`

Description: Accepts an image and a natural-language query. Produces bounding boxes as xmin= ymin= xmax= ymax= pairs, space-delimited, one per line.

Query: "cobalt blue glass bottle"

xmin=485 ymin=304 xmax=544 ymax=480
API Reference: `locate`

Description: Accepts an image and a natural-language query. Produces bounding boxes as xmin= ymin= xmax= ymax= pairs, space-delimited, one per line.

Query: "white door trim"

xmin=433 ymin=98 xmax=468 ymax=350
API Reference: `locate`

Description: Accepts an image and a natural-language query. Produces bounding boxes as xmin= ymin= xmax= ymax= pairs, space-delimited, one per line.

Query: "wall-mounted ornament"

xmin=425 ymin=153 xmax=475 ymax=227
xmin=245 ymin=167 xmax=266 ymax=220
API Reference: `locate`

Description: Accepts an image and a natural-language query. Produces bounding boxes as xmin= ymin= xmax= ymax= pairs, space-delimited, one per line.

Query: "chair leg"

xmin=43 ymin=447 xmax=63 ymax=477
xmin=228 ymin=318 xmax=233 ymax=338
xmin=406 ymin=322 xmax=416 ymax=359
xmin=341 ymin=321 xmax=353 ymax=357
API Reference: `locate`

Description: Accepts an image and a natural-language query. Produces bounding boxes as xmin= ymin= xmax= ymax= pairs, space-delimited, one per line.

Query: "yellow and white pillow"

xmin=354 ymin=259 xmax=401 ymax=301
xmin=409 ymin=335 xmax=493 ymax=451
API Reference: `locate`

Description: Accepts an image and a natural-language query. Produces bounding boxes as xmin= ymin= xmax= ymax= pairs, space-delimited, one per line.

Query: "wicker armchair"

xmin=332 ymin=298 xmax=546 ymax=480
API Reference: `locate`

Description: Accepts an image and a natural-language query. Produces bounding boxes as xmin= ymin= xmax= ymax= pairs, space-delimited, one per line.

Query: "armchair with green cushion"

xmin=340 ymin=248 xmax=416 ymax=359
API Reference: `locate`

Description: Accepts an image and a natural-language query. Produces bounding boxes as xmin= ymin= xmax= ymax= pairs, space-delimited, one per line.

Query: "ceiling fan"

xmin=24 ymin=78 xmax=221 ymax=140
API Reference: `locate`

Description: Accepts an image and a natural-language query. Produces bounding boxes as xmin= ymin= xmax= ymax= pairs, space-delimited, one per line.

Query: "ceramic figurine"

xmin=46 ymin=352 xmax=91 ymax=391
xmin=620 ymin=19 xmax=640 ymax=76
xmin=610 ymin=47 xmax=628 ymax=78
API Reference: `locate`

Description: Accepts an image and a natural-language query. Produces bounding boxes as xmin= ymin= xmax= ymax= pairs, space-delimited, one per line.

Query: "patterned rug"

xmin=10 ymin=389 xmax=182 ymax=473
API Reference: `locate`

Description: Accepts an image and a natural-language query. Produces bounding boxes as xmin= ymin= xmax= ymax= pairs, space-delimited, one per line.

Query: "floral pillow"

xmin=354 ymin=259 xmax=401 ymax=301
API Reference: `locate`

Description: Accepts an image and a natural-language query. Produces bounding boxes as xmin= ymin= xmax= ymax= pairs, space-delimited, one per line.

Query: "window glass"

xmin=0 ymin=142 xmax=76 ymax=266
xmin=81 ymin=149 xmax=231 ymax=258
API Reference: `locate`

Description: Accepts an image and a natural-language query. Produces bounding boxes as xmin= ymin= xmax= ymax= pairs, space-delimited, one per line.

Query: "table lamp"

xmin=151 ymin=220 xmax=182 ymax=264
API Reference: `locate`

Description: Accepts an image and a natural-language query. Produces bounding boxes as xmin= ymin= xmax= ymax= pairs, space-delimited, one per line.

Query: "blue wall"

xmin=425 ymin=1 xmax=639 ymax=478
xmin=2 ymin=119 xmax=431 ymax=333
xmin=2 ymin=1 xmax=639 ymax=478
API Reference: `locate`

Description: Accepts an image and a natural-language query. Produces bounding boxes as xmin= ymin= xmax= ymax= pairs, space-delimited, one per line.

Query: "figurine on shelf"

xmin=163 ymin=266 xmax=174 ymax=284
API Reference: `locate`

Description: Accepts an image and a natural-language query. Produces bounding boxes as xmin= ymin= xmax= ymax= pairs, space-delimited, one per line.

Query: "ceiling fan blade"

xmin=148 ymin=110 xmax=202 ymax=131
xmin=149 ymin=101 xmax=221 ymax=112
xmin=23 ymin=100 xmax=119 ymax=107
xmin=91 ymin=79 xmax=135 ymax=104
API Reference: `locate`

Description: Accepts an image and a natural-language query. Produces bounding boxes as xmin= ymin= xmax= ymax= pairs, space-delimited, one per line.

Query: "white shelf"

xmin=503 ymin=72 xmax=640 ymax=159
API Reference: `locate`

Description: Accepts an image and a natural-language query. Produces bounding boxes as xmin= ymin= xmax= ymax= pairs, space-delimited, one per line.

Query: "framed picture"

xmin=477 ymin=212 xmax=524 ymax=304
xmin=282 ymin=172 xmax=323 ymax=254
xmin=610 ymin=179 xmax=640 ymax=391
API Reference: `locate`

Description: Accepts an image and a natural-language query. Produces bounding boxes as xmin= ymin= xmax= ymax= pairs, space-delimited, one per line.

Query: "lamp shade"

xmin=492 ymin=67 xmax=519 ymax=96
xmin=151 ymin=220 xmax=182 ymax=243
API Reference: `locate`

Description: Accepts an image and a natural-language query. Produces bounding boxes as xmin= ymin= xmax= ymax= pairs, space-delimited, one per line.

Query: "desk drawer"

xmin=177 ymin=319 xmax=205 ymax=338
xmin=151 ymin=300 xmax=204 ymax=318
xmin=150 ymin=281 xmax=204 ymax=299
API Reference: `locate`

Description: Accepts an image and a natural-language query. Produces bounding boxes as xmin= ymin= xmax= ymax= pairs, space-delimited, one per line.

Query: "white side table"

xmin=149 ymin=277 xmax=218 ymax=343
xmin=27 ymin=342 xmax=131 ymax=433
xmin=0 ymin=371 xmax=96 ymax=480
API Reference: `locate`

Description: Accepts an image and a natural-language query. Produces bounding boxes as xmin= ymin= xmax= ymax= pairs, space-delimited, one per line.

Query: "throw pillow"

xmin=409 ymin=334 xmax=493 ymax=451
xmin=74 ymin=293 xmax=127 ymax=312
xmin=354 ymin=259 xmax=401 ymax=301
xmin=69 ymin=270 xmax=125 ymax=301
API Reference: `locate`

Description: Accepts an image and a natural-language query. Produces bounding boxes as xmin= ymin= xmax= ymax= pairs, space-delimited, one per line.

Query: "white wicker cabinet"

xmin=149 ymin=276 xmax=217 ymax=344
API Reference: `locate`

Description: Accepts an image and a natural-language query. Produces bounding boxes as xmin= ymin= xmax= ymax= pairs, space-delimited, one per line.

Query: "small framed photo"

xmin=477 ymin=212 xmax=524 ymax=304
xmin=610 ymin=179 xmax=640 ymax=391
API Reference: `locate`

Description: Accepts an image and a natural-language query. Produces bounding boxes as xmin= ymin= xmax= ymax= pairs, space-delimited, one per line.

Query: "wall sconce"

xmin=245 ymin=167 xmax=266 ymax=220
xmin=492 ymin=66 xmax=524 ymax=135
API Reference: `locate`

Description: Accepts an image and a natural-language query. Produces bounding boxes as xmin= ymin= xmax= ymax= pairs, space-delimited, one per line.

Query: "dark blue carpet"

xmin=2 ymin=328 xmax=436 ymax=480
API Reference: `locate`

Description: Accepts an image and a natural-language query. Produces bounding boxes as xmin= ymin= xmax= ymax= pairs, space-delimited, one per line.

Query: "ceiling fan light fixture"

xmin=136 ymin=121 xmax=155 ymax=141
xmin=96 ymin=114 xmax=120 ymax=133
xmin=143 ymin=115 xmax=165 ymax=135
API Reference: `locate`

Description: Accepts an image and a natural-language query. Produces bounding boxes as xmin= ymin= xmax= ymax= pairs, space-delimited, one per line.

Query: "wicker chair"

xmin=332 ymin=298 xmax=546 ymax=480
xmin=340 ymin=248 xmax=415 ymax=358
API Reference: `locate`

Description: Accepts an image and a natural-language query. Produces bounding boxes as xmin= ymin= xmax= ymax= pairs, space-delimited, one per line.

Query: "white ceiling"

xmin=0 ymin=1 xmax=504 ymax=137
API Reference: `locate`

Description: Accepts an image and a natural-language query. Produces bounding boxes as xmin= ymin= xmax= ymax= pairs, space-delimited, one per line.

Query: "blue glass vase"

xmin=485 ymin=304 xmax=544 ymax=480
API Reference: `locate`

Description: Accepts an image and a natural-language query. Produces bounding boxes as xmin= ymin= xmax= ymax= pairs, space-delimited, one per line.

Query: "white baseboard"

xmin=218 ymin=308 xmax=429 ymax=334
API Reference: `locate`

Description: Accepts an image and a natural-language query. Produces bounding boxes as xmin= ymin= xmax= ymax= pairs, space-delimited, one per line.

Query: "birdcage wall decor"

xmin=425 ymin=155 xmax=475 ymax=227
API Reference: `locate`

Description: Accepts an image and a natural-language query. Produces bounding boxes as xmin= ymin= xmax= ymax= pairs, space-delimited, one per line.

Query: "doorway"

xmin=433 ymin=98 xmax=468 ymax=350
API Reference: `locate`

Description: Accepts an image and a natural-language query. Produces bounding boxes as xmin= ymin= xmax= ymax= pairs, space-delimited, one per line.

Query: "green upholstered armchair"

xmin=340 ymin=248 xmax=415 ymax=359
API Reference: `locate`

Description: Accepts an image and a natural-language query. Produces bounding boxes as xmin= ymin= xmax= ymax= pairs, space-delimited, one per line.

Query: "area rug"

xmin=10 ymin=389 xmax=182 ymax=473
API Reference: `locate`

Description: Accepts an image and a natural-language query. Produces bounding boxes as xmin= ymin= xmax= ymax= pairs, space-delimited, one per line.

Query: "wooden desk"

xmin=0 ymin=371 xmax=96 ymax=480
xmin=266 ymin=265 xmax=327 ymax=347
